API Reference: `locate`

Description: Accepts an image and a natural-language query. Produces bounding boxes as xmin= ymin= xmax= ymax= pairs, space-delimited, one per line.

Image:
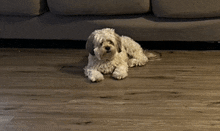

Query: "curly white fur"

xmin=84 ymin=28 xmax=148 ymax=82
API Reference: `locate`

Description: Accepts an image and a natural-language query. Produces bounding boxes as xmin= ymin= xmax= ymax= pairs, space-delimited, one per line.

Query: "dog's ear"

xmin=86 ymin=34 xmax=95 ymax=55
xmin=115 ymin=33 xmax=122 ymax=53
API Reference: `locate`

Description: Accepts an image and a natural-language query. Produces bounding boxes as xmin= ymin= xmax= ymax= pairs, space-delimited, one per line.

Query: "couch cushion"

xmin=152 ymin=0 xmax=220 ymax=18
xmin=47 ymin=0 xmax=150 ymax=15
xmin=0 ymin=0 xmax=48 ymax=16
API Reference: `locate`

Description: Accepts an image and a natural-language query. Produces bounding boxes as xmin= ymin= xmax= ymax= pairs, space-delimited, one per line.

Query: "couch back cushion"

xmin=47 ymin=0 xmax=150 ymax=15
xmin=152 ymin=0 xmax=220 ymax=18
xmin=0 ymin=0 xmax=48 ymax=16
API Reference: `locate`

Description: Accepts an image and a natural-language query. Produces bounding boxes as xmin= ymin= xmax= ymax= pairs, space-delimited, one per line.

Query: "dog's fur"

xmin=84 ymin=28 xmax=149 ymax=82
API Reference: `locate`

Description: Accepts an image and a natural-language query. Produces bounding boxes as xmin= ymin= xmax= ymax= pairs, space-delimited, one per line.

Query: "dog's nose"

xmin=105 ymin=46 xmax=111 ymax=51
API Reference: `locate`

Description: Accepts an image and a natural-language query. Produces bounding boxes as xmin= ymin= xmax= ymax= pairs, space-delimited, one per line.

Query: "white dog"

xmin=84 ymin=28 xmax=149 ymax=82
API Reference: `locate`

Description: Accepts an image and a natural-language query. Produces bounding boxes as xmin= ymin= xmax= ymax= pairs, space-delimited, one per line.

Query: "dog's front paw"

xmin=112 ymin=70 xmax=128 ymax=80
xmin=88 ymin=70 xmax=104 ymax=82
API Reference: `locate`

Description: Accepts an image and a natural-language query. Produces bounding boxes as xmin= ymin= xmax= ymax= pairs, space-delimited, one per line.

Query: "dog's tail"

xmin=144 ymin=50 xmax=162 ymax=61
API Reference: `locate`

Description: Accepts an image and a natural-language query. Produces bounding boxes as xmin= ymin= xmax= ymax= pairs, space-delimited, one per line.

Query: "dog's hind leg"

xmin=128 ymin=55 xmax=148 ymax=67
xmin=122 ymin=36 xmax=148 ymax=67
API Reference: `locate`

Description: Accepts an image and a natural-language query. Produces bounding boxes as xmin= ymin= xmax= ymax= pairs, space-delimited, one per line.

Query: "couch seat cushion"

xmin=2 ymin=13 xmax=220 ymax=41
xmin=0 ymin=0 xmax=48 ymax=16
xmin=152 ymin=0 xmax=220 ymax=18
xmin=47 ymin=0 xmax=150 ymax=15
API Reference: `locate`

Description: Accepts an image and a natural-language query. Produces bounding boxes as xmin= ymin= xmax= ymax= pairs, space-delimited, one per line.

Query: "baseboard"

xmin=139 ymin=41 xmax=220 ymax=50
xmin=0 ymin=39 xmax=219 ymax=50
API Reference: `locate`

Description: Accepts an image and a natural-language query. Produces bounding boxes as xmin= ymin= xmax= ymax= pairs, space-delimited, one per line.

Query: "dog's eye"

xmin=100 ymin=42 xmax=103 ymax=46
xmin=108 ymin=40 xmax=114 ymax=45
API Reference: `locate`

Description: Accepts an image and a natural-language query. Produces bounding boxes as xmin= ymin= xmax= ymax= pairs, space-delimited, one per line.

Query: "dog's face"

xmin=86 ymin=28 xmax=122 ymax=61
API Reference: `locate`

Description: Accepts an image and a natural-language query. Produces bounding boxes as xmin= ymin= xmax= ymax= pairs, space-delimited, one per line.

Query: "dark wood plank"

xmin=1 ymin=49 xmax=220 ymax=131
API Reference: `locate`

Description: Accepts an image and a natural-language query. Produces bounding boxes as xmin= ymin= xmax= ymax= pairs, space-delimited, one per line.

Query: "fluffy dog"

xmin=84 ymin=28 xmax=149 ymax=82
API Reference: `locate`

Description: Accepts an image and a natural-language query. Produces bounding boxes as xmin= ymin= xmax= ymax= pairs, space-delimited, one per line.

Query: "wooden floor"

xmin=1 ymin=48 xmax=220 ymax=131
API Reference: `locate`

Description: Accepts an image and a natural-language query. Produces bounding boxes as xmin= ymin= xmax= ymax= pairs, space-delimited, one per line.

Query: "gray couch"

xmin=1 ymin=0 xmax=220 ymax=41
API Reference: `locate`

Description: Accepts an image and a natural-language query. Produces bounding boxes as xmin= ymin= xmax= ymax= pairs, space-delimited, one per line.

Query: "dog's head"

xmin=86 ymin=28 xmax=122 ymax=61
